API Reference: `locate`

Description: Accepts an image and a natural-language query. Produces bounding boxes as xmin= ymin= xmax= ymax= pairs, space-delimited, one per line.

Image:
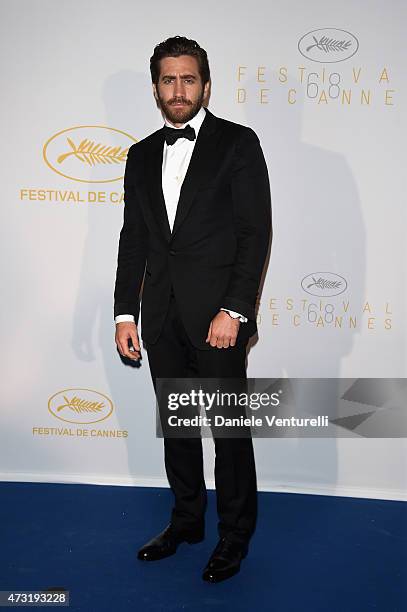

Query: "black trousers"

xmin=145 ymin=289 xmax=257 ymax=546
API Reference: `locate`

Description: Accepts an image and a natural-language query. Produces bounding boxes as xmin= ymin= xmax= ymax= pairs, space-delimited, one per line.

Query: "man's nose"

xmin=173 ymin=77 xmax=186 ymax=97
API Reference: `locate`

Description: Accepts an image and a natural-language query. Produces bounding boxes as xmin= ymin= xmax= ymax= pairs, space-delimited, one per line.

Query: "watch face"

xmin=226 ymin=311 xmax=239 ymax=318
xmin=221 ymin=309 xmax=241 ymax=319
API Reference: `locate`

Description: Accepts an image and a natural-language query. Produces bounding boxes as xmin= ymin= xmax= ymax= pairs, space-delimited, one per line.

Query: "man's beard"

xmin=158 ymin=88 xmax=205 ymax=125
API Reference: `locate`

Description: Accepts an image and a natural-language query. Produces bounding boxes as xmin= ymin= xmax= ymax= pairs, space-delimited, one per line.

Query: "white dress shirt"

xmin=115 ymin=106 xmax=247 ymax=325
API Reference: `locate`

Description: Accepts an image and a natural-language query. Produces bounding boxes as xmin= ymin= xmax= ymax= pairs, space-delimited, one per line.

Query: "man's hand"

xmin=205 ymin=311 xmax=240 ymax=348
xmin=115 ymin=321 xmax=141 ymax=360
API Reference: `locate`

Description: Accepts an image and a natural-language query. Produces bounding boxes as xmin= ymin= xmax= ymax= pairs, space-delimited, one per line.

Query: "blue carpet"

xmin=0 ymin=482 xmax=405 ymax=611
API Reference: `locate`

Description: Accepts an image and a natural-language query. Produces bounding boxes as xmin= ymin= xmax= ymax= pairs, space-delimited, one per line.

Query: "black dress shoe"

xmin=202 ymin=537 xmax=248 ymax=583
xmin=137 ymin=523 xmax=204 ymax=561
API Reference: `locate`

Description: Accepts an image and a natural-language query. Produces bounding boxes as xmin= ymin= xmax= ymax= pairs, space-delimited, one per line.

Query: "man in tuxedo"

xmin=114 ymin=36 xmax=272 ymax=583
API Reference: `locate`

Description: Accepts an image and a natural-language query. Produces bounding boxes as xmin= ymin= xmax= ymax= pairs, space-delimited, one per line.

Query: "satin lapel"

xmin=171 ymin=108 xmax=219 ymax=238
xmin=146 ymin=129 xmax=172 ymax=243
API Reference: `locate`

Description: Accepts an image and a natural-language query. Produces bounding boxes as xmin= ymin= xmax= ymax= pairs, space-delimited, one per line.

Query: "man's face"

xmin=153 ymin=54 xmax=210 ymax=126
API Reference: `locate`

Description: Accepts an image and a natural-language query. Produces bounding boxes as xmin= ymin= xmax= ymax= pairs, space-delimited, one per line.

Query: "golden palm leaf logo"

xmin=57 ymin=138 xmax=129 ymax=166
xmin=48 ymin=388 xmax=114 ymax=424
xmin=56 ymin=395 xmax=105 ymax=413
xmin=43 ymin=125 xmax=137 ymax=183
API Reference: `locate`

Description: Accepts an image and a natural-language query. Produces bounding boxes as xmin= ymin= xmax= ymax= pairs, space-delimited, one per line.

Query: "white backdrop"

xmin=1 ymin=0 xmax=406 ymax=500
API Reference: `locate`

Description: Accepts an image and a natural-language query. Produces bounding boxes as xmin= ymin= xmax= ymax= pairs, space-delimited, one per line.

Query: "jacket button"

xmin=169 ymin=249 xmax=176 ymax=256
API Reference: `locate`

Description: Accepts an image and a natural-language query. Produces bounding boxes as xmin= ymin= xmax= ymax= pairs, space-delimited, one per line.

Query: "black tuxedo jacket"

xmin=114 ymin=107 xmax=272 ymax=350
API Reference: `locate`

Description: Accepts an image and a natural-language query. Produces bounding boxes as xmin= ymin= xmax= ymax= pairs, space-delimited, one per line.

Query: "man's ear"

xmin=203 ymin=79 xmax=211 ymax=105
xmin=152 ymin=83 xmax=160 ymax=109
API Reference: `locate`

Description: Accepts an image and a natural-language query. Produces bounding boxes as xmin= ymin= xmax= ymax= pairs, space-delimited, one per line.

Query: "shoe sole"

xmin=137 ymin=535 xmax=204 ymax=561
xmin=202 ymin=565 xmax=241 ymax=583
xmin=202 ymin=547 xmax=248 ymax=582
xmin=137 ymin=548 xmax=177 ymax=561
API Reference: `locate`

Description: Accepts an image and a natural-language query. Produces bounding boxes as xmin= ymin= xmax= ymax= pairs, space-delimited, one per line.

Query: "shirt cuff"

xmin=115 ymin=314 xmax=135 ymax=324
xmin=220 ymin=308 xmax=248 ymax=323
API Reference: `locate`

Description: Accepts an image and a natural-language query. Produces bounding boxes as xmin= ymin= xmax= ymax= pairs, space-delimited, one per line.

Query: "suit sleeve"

xmin=221 ymin=127 xmax=272 ymax=321
xmin=113 ymin=144 xmax=148 ymax=323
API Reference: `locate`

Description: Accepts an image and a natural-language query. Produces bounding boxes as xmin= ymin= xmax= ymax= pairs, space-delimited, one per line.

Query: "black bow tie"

xmin=163 ymin=124 xmax=196 ymax=145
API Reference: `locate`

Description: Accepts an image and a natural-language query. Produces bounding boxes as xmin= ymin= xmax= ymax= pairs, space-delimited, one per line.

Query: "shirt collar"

xmin=163 ymin=105 xmax=206 ymax=137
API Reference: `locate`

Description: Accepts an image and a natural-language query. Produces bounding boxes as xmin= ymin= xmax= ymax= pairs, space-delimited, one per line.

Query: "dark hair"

xmin=150 ymin=35 xmax=210 ymax=86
